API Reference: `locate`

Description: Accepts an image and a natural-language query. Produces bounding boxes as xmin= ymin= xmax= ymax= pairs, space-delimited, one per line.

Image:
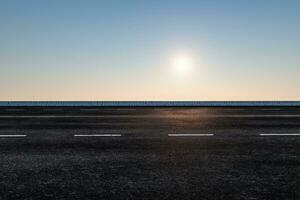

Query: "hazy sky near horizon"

xmin=1 ymin=0 xmax=300 ymax=100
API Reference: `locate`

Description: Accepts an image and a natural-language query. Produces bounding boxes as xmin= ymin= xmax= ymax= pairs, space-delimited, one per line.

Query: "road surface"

xmin=0 ymin=107 xmax=299 ymax=200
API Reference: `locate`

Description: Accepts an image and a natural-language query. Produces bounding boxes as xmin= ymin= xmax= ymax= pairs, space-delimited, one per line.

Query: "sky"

xmin=1 ymin=0 xmax=300 ymax=101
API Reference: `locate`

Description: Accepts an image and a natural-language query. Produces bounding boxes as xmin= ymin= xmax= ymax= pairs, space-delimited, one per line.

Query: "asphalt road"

xmin=0 ymin=107 xmax=299 ymax=200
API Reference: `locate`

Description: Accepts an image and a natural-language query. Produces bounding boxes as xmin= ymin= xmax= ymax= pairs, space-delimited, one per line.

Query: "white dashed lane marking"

xmin=0 ymin=135 xmax=27 ymax=137
xmin=260 ymin=134 xmax=300 ymax=136
xmin=168 ymin=134 xmax=214 ymax=137
xmin=74 ymin=134 xmax=122 ymax=137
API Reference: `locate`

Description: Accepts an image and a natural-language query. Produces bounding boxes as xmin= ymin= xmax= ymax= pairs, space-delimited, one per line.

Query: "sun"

xmin=171 ymin=53 xmax=194 ymax=75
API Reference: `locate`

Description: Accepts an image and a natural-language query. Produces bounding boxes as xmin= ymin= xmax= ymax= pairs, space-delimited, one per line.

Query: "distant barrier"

xmin=0 ymin=101 xmax=300 ymax=107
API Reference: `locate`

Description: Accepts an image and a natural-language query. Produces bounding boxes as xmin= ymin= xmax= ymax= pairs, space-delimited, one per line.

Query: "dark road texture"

xmin=0 ymin=107 xmax=299 ymax=200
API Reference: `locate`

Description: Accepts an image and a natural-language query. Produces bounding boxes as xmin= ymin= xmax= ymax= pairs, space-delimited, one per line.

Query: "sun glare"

xmin=171 ymin=53 xmax=194 ymax=75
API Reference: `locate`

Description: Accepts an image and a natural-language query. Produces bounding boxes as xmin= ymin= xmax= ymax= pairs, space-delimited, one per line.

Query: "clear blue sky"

xmin=1 ymin=0 xmax=299 ymax=100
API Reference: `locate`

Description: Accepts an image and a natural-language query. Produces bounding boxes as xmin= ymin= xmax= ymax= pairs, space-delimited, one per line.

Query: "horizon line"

xmin=1 ymin=101 xmax=300 ymax=107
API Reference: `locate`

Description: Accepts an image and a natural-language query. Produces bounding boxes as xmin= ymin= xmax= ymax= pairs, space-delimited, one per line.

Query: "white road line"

xmin=168 ymin=134 xmax=214 ymax=137
xmin=260 ymin=134 xmax=300 ymax=136
xmin=74 ymin=134 xmax=122 ymax=137
xmin=0 ymin=135 xmax=27 ymax=137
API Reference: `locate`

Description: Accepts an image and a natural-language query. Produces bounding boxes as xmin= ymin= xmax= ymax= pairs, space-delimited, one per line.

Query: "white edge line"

xmin=260 ymin=134 xmax=300 ymax=136
xmin=74 ymin=134 xmax=122 ymax=137
xmin=168 ymin=134 xmax=214 ymax=137
xmin=0 ymin=135 xmax=27 ymax=137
